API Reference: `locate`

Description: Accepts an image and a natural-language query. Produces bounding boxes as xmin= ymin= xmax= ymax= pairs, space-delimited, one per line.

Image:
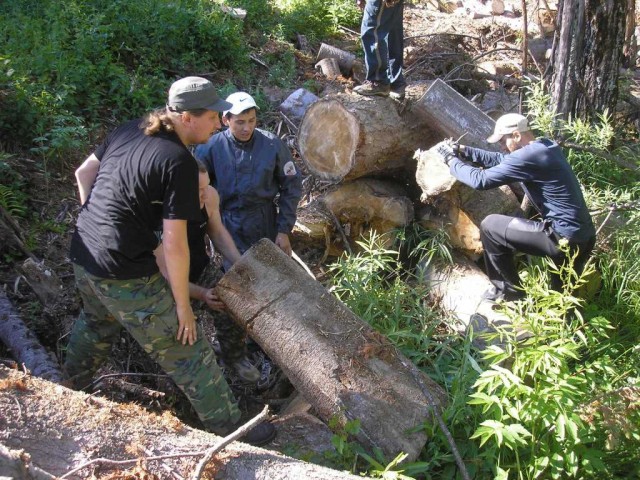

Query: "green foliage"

xmin=467 ymin=253 xmax=640 ymax=479
xmin=328 ymin=231 xmax=448 ymax=367
xmin=228 ymin=0 xmax=360 ymax=42
xmin=0 ymin=0 xmax=248 ymax=159
xmin=0 ymin=156 xmax=28 ymax=218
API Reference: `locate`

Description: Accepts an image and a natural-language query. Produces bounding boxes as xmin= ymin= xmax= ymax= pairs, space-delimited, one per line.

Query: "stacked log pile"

xmin=294 ymin=79 xmax=522 ymax=334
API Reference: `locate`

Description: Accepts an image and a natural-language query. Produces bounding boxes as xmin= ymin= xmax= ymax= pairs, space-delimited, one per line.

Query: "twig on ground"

xmin=87 ymin=372 xmax=169 ymax=390
xmin=324 ymin=208 xmax=353 ymax=255
xmin=61 ymin=410 xmax=272 ymax=480
xmin=138 ymin=446 xmax=184 ymax=480
xmin=191 ymin=405 xmax=271 ymax=480
xmin=400 ymin=357 xmax=472 ymax=480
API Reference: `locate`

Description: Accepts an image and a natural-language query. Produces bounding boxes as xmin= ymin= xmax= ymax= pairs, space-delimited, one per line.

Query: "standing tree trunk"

xmin=549 ymin=0 xmax=626 ymax=120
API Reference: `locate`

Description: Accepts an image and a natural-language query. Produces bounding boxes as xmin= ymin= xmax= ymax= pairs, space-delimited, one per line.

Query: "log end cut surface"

xmin=298 ymin=99 xmax=360 ymax=182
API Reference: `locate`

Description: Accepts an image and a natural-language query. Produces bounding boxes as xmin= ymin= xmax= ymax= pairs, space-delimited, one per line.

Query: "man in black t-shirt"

xmin=64 ymin=77 xmax=275 ymax=445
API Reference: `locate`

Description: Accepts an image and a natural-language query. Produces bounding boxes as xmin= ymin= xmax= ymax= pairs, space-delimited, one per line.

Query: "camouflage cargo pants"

xmin=63 ymin=264 xmax=241 ymax=430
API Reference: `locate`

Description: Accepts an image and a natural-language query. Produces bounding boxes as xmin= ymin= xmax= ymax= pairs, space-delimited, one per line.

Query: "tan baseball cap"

xmin=167 ymin=76 xmax=232 ymax=112
xmin=487 ymin=113 xmax=530 ymax=143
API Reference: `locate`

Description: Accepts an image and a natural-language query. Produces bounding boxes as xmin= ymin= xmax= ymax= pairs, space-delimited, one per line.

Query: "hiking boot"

xmin=215 ymin=420 xmax=276 ymax=447
xmin=231 ymin=356 xmax=260 ymax=383
xmin=389 ymin=84 xmax=406 ymax=100
xmin=353 ymin=81 xmax=390 ymax=97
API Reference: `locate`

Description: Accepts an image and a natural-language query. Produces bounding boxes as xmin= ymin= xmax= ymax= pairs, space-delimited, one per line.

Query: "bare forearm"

xmin=211 ymin=230 xmax=241 ymax=265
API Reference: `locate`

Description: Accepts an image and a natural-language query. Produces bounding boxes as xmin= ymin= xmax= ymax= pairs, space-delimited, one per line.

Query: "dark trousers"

xmin=480 ymin=214 xmax=596 ymax=297
xmin=361 ymin=0 xmax=405 ymax=87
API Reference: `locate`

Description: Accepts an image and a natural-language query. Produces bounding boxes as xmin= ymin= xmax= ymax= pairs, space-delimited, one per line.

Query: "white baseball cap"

xmin=487 ymin=113 xmax=530 ymax=143
xmin=223 ymin=91 xmax=259 ymax=117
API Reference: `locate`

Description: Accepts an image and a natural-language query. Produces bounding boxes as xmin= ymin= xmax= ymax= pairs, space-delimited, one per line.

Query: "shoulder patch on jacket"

xmin=283 ymin=161 xmax=297 ymax=176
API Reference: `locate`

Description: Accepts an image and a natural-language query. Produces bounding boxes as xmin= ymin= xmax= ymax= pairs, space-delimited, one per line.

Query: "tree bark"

xmin=0 ymin=366 xmax=370 ymax=480
xmin=216 ymin=239 xmax=447 ymax=463
xmin=0 ymin=291 xmax=63 ymax=383
xmin=297 ymin=93 xmax=433 ymax=182
xmin=549 ymin=0 xmax=626 ymax=120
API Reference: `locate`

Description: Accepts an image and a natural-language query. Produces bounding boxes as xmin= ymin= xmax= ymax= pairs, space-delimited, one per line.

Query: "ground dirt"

xmin=1 ymin=1 xmax=638 ymax=478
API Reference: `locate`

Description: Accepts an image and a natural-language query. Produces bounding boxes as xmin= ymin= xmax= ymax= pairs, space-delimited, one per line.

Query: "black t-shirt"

xmin=70 ymin=118 xmax=200 ymax=279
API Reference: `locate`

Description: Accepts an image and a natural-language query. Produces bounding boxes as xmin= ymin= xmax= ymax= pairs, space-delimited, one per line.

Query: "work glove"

xmin=434 ymin=139 xmax=459 ymax=166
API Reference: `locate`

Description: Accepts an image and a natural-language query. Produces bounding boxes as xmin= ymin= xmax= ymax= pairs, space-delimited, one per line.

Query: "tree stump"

xmin=216 ymin=239 xmax=447 ymax=462
xmin=298 ymin=94 xmax=434 ymax=182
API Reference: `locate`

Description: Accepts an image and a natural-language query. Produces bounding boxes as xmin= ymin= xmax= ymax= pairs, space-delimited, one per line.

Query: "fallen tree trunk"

xmin=297 ymin=93 xmax=434 ymax=182
xmin=415 ymin=148 xmax=521 ymax=255
xmin=0 ymin=291 xmax=63 ymax=383
xmin=0 ymin=366 xmax=370 ymax=480
xmin=216 ymin=239 xmax=447 ymax=463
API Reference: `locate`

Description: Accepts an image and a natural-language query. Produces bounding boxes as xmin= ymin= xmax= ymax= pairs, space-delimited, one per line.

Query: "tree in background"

xmin=547 ymin=0 xmax=627 ymax=121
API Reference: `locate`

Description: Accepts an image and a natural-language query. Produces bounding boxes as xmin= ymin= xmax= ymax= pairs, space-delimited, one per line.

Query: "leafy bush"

xmin=0 ymin=0 xmax=248 ymax=161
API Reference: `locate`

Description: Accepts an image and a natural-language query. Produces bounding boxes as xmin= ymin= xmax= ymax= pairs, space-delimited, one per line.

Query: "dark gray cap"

xmin=167 ymin=76 xmax=232 ymax=112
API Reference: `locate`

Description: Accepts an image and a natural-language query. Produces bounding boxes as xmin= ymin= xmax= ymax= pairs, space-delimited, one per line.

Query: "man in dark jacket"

xmin=195 ymin=91 xmax=302 ymax=264
xmin=436 ymin=113 xmax=596 ymax=301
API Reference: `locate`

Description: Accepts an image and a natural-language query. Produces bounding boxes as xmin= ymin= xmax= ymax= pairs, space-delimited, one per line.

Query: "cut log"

xmin=0 ymin=366 xmax=370 ymax=480
xmin=292 ymin=179 xmax=415 ymax=258
xmin=315 ymin=57 xmax=342 ymax=80
xmin=412 ymin=78 xmax=498 ymax=151
xmin=321 ymin=179 xmax=415 ymax=248
xmin=298 ymin=93 xmax=433 ymax=182
xmin=316 ymin=43 xmax=356 ymax=76
xmin=0 ymin=291 xmax=63 ymax=383
xmin=216 ymin=239 xmax=447 ymax=462
xmin=419 ymin=252 xmax=515 ymax=351
xmin=415 ymin=147 xmax=521 ymax=255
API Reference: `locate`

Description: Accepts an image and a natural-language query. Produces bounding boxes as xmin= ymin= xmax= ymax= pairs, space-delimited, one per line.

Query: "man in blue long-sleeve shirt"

xmin=436 ymin=113 xmax=596 ymax=301
xmin=195 ymin=92 xmax=302 ymax=264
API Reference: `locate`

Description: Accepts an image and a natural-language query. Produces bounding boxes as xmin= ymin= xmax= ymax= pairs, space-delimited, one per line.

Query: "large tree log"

xmin=297 ymin=93 xmax=434 ymax=182
xmin=216 ymin=239 xmax=447 ymax=462
xmin=415 ymin=148 xmax=521 ymax=255
xmin=0 ymin=366 xmax=370 ymax=480
xmin=0 ymin=291 xmax=63 ymax=383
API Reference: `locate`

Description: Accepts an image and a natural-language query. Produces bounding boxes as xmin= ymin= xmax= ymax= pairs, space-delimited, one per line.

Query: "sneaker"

xmin=389 ymin=84 xmax=406 ymax=100
xmin=231 ymin=357 xmax=260 ymax=383
xmin=257 ymin=356 xmax=276 ymax=391
xmin=353 ymin=81 xmax=390 ymax=97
